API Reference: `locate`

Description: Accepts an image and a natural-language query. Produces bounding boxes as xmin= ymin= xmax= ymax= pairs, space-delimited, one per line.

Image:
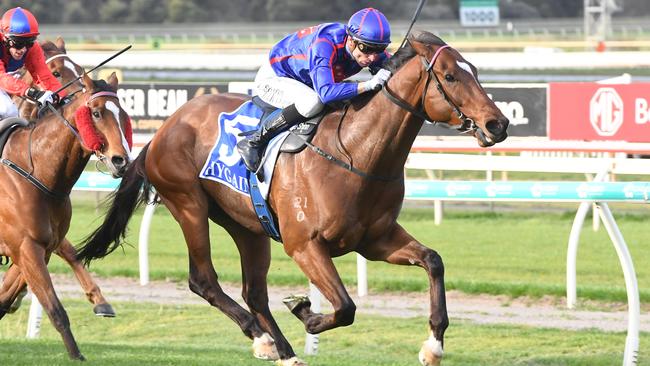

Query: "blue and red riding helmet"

xmin=1 ymin=7 xmax=39 ymax=38
xmin=347 ymin=7 xmax=391 ymax=46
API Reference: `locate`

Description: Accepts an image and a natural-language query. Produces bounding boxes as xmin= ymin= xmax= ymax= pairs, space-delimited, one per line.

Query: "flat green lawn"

xmin=0 ymin=300 xmax=644 ymax=366
xmin=58 ymin=200 xmax=650 ymax=304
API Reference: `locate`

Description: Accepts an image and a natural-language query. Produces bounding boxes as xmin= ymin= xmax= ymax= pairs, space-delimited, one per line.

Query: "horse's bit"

xmin=382 ymin=43 xmax=478 ymax=134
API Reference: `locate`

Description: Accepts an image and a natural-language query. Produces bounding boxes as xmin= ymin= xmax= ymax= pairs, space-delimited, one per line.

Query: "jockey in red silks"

xmin=0 ymin=7 xmax=65 ymax=119
xmin=237 ymin=7 xmax=393 ymax=172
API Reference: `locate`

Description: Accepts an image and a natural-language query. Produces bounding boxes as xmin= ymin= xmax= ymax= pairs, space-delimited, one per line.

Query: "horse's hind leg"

xmin=358 ymin=223 xmax=448 ymax=366
xmin=285 ymin=239 xmax=356 ymax=334
xmin=55 ymin=237 xmax=115 ymax=317
xmin=160 ymin=192 xmax=273 ymax=359
xmin=224 ymin=224 xmax=303 ymax=365
xmin=16 ymin=242 xmax=84 ymax=360
xmin=0 ymin=264 xmax=27 ymax=317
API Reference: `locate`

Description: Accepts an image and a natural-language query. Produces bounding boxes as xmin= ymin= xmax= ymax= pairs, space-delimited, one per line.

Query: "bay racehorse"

xmin=6 ymin=36 xmax=115 ymax=317
xmin=77 ymin=31 xmax=508 ymax=365
xmin=0 ymin=72 xmax=132 ymax=360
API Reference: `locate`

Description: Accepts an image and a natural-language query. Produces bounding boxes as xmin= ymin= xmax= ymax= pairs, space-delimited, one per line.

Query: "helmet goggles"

xmin=355 ymin=39 xmax=388 ymax=55
xmin=7 ymin=35 xmax=35 ymax=49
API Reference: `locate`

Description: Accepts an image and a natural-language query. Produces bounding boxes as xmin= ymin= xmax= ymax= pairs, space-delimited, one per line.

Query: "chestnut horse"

xmin=6 ymin=37 xmax=115 ymax=317
xmin=78 ymin=32 xmax=508 ymax=366
xmin=0 ymin=72 xmax=131 ymax=360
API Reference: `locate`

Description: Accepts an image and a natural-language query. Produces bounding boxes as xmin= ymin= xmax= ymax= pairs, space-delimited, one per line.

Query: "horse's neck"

xmin=29 ymin=104 xmax=89 ymax=193
xmin=341 ymin=65 xmax=425 ymax=176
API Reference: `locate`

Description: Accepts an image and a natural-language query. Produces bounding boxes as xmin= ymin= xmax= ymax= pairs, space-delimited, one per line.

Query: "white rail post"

xmin=26 ymin=294 xmax=43 ymax=339
xmin=595 ymin=203 xmax=640 ymax=366
xmin=304 ymin=283 xmax=322 ymax=355
xmin=433 ymin=200 xmax=443 ymax=226
xmin=138 ymin=193 xmax=157 ymax=286
xmin=566 ymin=201 xmax=591 ymax=309
xmin=566 ymin=169 xmax=609 ymax=309
xmin=356 ymin=254 xmax=368 ymax=297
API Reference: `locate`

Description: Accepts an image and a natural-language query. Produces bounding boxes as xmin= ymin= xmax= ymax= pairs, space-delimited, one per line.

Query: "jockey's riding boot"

xmin=237 ymin=104 xmax=307 ymax=172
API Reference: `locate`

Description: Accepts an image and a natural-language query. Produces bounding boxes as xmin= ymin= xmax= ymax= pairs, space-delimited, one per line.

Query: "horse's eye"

xmin=444 ymin=74 xmax=455 ymax=82
xmin=52 ymin=71 xmax=61 ymax=78
xmin=92 ymin=111 xmax=101 ymax=119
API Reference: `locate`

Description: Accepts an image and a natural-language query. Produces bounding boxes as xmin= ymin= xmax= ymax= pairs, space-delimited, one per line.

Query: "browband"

xmin=44 ymin=53 xmax=68 ymax=64
xmin=86 ymin=91 xmax=118 ymax=104
xmin=426 ymin=44 xmax=450 ymax=71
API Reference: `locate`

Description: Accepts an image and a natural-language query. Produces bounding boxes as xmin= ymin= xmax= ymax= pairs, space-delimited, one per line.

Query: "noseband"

xmin=381 ymin=43 xmax=477 ymax=133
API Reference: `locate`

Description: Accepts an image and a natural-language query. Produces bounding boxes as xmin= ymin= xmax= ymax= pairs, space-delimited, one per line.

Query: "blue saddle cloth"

xmin=199 ymin=101 xmax=262 ymax=195
xmin=199 ymin=101 xmax=281 ymax=241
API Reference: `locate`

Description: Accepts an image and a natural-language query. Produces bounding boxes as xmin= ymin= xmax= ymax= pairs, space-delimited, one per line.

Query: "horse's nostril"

xmin=486 ymin=117 xmax=509 ymax=135
xmin=111 ymin=156 xmax=126 ymax=168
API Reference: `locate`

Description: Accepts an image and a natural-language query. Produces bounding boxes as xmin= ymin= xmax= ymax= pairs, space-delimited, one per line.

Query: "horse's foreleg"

xmin=359 ymin=224 xmax=448 ymax=366
xmin=55 ymin=238 xmax=115 ymax=317
xmin=18 ymin=242 xmax=84 ymax=360
xmin=0 ymin=264 xmax=27 ymax=317
xmin=227 ymin=225 xmax=299 ymax=363
xmin=288 ymin=239 xmax=356 ymax=334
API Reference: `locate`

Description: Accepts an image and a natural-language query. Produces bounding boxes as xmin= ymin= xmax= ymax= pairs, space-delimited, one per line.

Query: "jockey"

xmin=0 ymin=7 xmax=64 ymax=119
xmin=237 ymin=7 xmax=392 ymax=172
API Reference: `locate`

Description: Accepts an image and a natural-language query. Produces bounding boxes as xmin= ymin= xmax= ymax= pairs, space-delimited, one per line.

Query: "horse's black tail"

xmin=76 ymin=143 xmax=153 ymax=266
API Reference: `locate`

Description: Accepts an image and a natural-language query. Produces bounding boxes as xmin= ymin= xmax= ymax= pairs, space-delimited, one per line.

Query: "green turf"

xmin=53 ymin=200 xmax=650 ymax=304
xmin=0 ymin=300 xmax=644 ymax=366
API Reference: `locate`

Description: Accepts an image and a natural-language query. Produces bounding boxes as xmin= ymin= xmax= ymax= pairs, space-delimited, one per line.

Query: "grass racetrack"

xmin=1 ymin=198 xmax=648 ymax=364
xmin=59 ymin=199 xmax=650 ymax=303
xmin=0 ymin=300 xmax=639 ymax=366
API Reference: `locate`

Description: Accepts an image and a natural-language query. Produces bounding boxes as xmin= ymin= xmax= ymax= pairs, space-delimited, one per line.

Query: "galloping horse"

xmin=78 ymin=32 xmax=508 ymax=365
xmin=0 ymin=72 xmax=131 ymax=360
xmin=5 ymin=36 xmax=115 ymax=317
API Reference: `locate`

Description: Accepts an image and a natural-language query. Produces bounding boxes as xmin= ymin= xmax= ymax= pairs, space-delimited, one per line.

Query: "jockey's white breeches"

xmin=0 ymin=89 xmax=19 ymax=120
xmin=254 ymin=60 xmax=324 ymax=118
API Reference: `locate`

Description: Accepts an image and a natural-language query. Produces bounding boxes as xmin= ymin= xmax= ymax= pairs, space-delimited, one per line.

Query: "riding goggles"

xmin=356 ymin=41 xmax=388 ymax=55
xmin=7 ymin=36 xmax=36 ymax=49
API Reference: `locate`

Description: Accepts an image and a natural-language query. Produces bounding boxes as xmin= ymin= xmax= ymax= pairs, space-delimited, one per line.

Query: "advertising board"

xmin=549 ymin=83 xmax=650 ymax=142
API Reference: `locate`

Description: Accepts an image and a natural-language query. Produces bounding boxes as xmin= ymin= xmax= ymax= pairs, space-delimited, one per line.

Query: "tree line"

xmin=0 ymin=0 xmax=647 ymax=24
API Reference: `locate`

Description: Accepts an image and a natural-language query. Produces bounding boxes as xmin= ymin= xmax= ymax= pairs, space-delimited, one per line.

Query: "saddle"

xmin=0 ymin=117 xmax=30 ymax=156
xmin=251 ymin=96 xmax=321 ymax=153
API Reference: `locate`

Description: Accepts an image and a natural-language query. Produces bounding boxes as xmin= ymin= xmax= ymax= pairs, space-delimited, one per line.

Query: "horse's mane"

xmin=40 ymin=40 xmax=61 ymax=54
xmin=384 ymin=31 xmax=446 ymax=73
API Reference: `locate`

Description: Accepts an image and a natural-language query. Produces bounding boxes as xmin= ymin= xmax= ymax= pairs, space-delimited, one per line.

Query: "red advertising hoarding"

xmin=549 ymin=83 xmax=650 ymax=142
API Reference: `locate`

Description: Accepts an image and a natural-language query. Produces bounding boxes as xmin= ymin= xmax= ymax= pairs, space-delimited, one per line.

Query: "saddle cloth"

xmin=199 ymin=100 xmax=290 ymax=200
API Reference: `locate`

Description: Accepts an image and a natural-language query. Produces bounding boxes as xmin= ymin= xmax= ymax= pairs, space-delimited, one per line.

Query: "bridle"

xmin=381 ymin=43 xmax=478 ymax=133
xmin=295 ymin=43 xmax=481 ymax=182
xmin=45 ymin=53 xmax=84 ymax=82
xmin=0 ymin=90 xmax=120 ymax=198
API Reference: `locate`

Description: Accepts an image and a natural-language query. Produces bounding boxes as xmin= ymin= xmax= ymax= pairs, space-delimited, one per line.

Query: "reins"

xmin=381 ymin=43 xmax=478 ymax=133
xmin=293 ymin=104 xmax=404 ymax=182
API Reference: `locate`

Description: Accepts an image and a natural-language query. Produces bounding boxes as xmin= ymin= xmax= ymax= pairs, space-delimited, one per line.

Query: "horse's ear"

xmin=106 ymin=72 xmax=119 ymax=90
xmin=55 ymin=36 xmax=66 ymax=52
xmin=81 ymin=72 xmax=93 ymax=91
xmin=409 ymin=38 xmax=430 ymax=57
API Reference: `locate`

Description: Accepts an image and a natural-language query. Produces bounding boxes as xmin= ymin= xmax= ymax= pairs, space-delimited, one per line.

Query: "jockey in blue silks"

xmin=237 ymin=7 xmax=393 ymax=172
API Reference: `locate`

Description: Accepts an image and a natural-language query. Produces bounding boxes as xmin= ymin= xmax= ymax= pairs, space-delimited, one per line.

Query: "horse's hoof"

xmin=7 ymin=288 xmax=28 ymax=314
xmin=276 ymin=356 xmax=307 ymax=366
xmin=418 ymin=333 xmax=443 ymax=366
xmin=69 ymin=353 xmax=85 ymax=361
xmin=93 ymin=303 xmax=116 ymax=317
xmin=252 ymin=332 xmax=279 ymax=360
xmin=282 ymin=294 xmax=311 ymax=315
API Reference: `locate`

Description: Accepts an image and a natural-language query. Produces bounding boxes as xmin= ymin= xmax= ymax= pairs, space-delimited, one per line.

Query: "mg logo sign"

xmin=590 ymin=87 xmax=623 ymax=136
